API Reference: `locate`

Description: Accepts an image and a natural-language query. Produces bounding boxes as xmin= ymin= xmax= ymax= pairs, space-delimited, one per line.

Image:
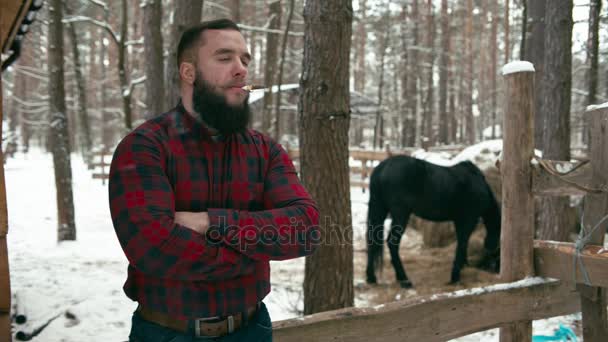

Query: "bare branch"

xmin=87 ymin=0 xmax=109 ymax=11
xmin=237 ymin=23 xmax=304 ymax=37
xmin=125 ymin=38 xmax=144 ymax=46
xmin=123 ymin=75 xmax=147 ymax=98
xmin=62 ymin=16 xmax=119 ymax=45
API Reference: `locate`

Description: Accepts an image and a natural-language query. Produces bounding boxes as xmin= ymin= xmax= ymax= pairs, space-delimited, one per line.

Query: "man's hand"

xmin=174 ymin=211 xmax=210 ymax=235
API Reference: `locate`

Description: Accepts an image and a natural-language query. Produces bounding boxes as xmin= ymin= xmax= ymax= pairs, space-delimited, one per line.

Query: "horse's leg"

xmin=450 ymin=218 xmax=478 ymax=284
xmin=387 ymin=209 xmax=413 ymax=288
xmin=366 ymin=195 xmax=388 ymax=284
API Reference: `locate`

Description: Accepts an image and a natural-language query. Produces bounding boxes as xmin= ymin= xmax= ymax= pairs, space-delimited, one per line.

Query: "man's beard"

xmin=192 ymin=72 xmax=251 ymax=136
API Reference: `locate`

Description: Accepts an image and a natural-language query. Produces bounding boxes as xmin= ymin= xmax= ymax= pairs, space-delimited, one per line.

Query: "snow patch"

xmin=501 ymin=61 xmax=535 ymax=75
xmin=586 ymin=102 xmax=608 ymax=111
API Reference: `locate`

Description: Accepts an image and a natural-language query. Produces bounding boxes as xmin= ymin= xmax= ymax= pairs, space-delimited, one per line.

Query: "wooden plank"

xmin=534 ymin=240 xmax=608 ymax=287
xmin=92 ymin=174 xmax=109 ymax=180
xmin=579 ymin=106 xmax=608 ymax=342
xmin=273 ymin=279 xmax=580 ymax=342
xmin=286 ymin=148 xmax=414 ymax=162
xmin=531 ymin=160 xmax=593 ymax=196
xmin=91 ymin=150 xmax=112 ymax=157
xmin=499 ymin=64 xmax=535 ymax=341
xmin=1 ymin=0 xmax=32 ymax=54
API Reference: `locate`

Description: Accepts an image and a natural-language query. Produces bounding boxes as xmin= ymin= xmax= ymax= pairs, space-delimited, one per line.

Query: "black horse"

xmin=366 ymin=155 xmax=501 ymax=288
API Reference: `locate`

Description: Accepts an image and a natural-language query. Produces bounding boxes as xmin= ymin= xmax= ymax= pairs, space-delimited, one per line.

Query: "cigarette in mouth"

xmin=241 ymin=85 xmax=266 ymax=92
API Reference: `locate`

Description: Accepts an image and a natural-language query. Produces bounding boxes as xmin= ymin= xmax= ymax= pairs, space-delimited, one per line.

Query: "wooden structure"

xmin=90 ymin=148 xmax=113 ymax=184
xmin=1 ymin=1 xmax=40 ymax=340
xmin=272 ymin=64 xmax=608 ymax=341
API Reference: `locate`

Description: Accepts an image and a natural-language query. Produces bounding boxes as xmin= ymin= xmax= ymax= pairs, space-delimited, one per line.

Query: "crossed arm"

xmin=109 ymin=132 xmax=319 ymax=281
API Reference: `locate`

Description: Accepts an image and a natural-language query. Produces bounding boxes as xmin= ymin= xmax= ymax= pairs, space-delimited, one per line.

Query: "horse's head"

xmin=477 ymin=247 xmax=500 ymax=273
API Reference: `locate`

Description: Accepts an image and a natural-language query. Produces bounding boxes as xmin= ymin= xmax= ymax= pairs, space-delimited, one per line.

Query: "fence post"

xmin=499 ymin=62 xmax=536 ymax=342
xmin=579 ymin=105 xmax=608 ymax=341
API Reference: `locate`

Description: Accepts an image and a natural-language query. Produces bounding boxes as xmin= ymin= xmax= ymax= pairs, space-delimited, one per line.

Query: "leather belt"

xmin=136 ymin=303 xmax=260 ymax=338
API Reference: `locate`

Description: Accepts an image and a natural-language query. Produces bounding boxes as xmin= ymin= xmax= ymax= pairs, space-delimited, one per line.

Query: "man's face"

xmin=192 ymin=69 xmax=251 ymax=135
xmin=195 ymin=29 xmax=251 ymax=107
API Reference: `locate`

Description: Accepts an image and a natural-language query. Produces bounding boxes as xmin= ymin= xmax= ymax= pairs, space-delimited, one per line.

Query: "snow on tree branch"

xmin=123 ymin=75 xmax=147 ymax=98
xmin=87 ymin=0 xmax=108 ymax=11
xmin=62 ymin=16 xmax=119 ymax=45
xmin=237 ymin=24 xmax=304 ymax=37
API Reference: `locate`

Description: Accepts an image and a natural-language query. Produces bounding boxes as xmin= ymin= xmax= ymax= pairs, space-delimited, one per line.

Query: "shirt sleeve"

xmin=206 ymin=139 xmax=320 ymax=261
xmin=109 ymin=131 xmax=255 ymax=281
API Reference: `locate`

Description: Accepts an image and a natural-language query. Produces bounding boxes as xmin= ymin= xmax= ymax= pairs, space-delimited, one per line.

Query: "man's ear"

xmin=179 ymin=62 xmax=195 ymax=85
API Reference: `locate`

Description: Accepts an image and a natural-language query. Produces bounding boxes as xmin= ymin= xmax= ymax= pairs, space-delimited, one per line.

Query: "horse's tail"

xmin=481 ymin=181 xmax=501 ymax=252
xmin=367 ymin=165 xmax=389 ymax=281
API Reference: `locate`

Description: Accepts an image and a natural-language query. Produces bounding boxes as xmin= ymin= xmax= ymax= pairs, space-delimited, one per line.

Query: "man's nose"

xmin=233 ymin=60 xmax=248 ymax=78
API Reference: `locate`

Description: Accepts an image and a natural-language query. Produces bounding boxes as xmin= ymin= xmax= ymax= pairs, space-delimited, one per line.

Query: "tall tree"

xmin=422 ymin=0 xmax=435 ymax=145
xmin=143 ymin=0 xmax=165 ymax=117
xmin=230 ymin=0 xmax=241 ymax=22
xmin=504 ymin=0 xmax=510 ymax=63
xmin=262 ymin=0 xmax=282 ymax=135
xmin=490 ymin=0 xmax=498 ymax=138
xmin=354 ymin=0 xmax=367 ymax=93
xmin=438 ymin=0 xmax=449 ymax=144
xmin=274 ymin=0 xmax=296 ymax=141
xmin=586 ymin=0 xmax=602 ymax=106
xmin=374 ymin=9 xmax=390 ymax=149
xmin=464 ymin=0 xmax=474 ymax=144
xmin=536 ymin=0 xmax=572 ymax=242
xmin=118 ymin=0 xmax=133 ymax=130
xmin=165 ymin=0 xmax=203 ymax=108
xmin=408 ymin=0 xmax=420 ymax=146
xmin=65 ymin=4 xmax=93 ymax=163
xmin=523 ymin=0 xmax=546 ymax=145
xmin=301 ymin=0 xmax=353 ymax=314
xmin=399 ymin=3 xmax=410 ymax=148
xmin=49 ymin=0 xmax=77 ymax=241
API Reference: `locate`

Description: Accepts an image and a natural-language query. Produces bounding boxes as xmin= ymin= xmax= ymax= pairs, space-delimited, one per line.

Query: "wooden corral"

xmin=273 ymin=279 xmax=579 ymax=342
xmin=273 ymin=63 xmax=608 ymax=341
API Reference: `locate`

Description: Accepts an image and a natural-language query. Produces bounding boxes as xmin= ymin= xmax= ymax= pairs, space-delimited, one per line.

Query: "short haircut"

xmin=176 ymin=18 xmax=242 ymax=69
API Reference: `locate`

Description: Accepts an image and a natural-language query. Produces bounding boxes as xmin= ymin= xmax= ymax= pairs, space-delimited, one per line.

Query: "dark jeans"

xmin=128 ymin=303 xmax=273 ymax=342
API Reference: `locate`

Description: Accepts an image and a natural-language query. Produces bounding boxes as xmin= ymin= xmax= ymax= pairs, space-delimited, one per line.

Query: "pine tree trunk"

xmin=65 ymin=5 xmax=93 ymax=163
xmin=524 ymin=0 xmax=546 ymax=145
xmin=478 ymin=0 xmax=488 ymax=140
xmin=274 ymin=0 xmax=296 ymax=141
xmin=536 ymin=0 xmax=572 ymax=242
xmin=165 ymin=0 xmax=203 ymax=108
xmin=423 ymin=0 xmax=435 ymax=146
xmin=399 ymin=4 xmax=409 ymax=148
xmin=143 ymin=0 xmax=165 ymax=118
xmin=100 ymin=9 xmax=113 ymax=149
xmin=374 ymin=16 xmax=389 ymax=149
xmin=301 ymin=0 xmax=353 ymax=315
xmin=464 ymin=0 xmax=474 ymax=144
xmin=230 ymin=0 xmax=241 ymax=22
xmin=586 ymin=0 xmax=601 ymax=106
xmin=49 ymin=0 xmax=77 ymax=241
xmin=409 ymin=0 xmax=420 ymax=147
xmin=354 ymin=0 xmax=367 ymax=93
xmin=262 ymin=0 xmax=282 ymax=135
xmin=490 ymin=0 xmax=498 ymax=138
xmin=504 ymin=0 xmax=510 ymax=62
xmin=118 ymin=0 xmax=133 ymax=131
xmin=438 ymin=0 xmax=449 ymax=144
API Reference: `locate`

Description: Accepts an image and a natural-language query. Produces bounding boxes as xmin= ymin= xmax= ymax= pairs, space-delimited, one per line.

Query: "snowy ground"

xmin=5 ymin=149 xmax=582 ymax=341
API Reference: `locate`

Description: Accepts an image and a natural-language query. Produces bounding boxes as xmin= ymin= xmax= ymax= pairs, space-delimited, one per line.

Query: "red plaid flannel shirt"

xmin=109 ymin=103 xmax=319 ymax=319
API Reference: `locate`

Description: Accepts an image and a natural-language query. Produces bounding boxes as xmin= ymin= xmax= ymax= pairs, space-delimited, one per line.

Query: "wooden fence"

xmin=272 ymin=63 xmax=608 ymax=341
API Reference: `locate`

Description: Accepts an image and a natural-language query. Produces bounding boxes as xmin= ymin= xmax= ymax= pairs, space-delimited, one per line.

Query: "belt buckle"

xmin=194 ymin=316 xmax=221 ymax=339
